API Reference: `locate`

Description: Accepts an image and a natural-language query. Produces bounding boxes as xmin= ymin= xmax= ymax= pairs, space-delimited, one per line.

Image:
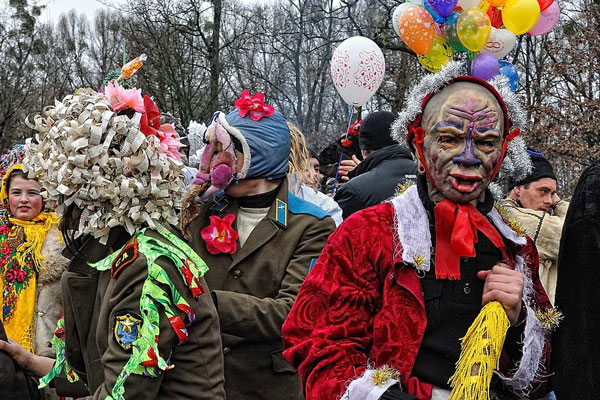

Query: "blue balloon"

xmin=424 ymin=0 xmax=446 ymax=23
xmin=427 ymin=0 xmax=459 ymax=18
xmin=498 ymin=60 xmax=519 ymax=91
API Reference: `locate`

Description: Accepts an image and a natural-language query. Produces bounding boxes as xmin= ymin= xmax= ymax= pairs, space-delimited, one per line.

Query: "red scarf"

xmin=434 ymin=200 xmax=505 ymax=280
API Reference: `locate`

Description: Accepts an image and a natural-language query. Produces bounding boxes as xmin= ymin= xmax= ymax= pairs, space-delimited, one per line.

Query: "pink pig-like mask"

xmin=193 ymin=121 xmax=238 ymax=203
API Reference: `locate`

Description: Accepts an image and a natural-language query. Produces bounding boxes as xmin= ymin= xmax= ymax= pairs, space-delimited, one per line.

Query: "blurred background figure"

xmin=500 ymin=150 xmax=568 ymax=304
xmin=334 ymin=111 xmax=416 ymax=219
xmin=552 ymin=160 xmax=600 ymax=400
xmin=288 ymin=123 xmax=343 ymax=226
xmin=307 ymin=148 xmax=323 ymax=188
xmin=318 ymin=121 xmax=363 ymax=194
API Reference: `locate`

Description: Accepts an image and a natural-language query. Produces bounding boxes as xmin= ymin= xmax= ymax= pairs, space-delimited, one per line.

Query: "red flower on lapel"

xmin=201 ymin=214 xmax=239 ymax=255
xmin=234 ymin=89 xmax=275 ymax=121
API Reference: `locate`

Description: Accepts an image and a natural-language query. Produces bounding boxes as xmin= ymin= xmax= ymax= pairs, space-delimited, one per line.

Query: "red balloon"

xmin=487 ymin=7 xmax=503 ymax=28
xmin=537 ymin=0 xmax=553 ymax=11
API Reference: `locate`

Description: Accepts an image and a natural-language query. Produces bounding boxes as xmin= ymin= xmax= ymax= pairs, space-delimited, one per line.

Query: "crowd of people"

xmin=0 ymin=60 xmax=596 ymax=400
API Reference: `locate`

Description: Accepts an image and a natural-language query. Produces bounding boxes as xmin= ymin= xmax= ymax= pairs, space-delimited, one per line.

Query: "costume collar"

xmin=390 ymin=184 xmax=526 ymax=276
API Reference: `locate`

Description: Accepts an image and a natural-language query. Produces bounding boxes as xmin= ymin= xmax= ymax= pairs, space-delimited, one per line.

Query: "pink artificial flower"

xmin=234 ymin=89 xmax=275 ymax=121
xmin=156 ymin=124 xmax=184 ymax=161
xmin=104 ymin=81 xmax=145 ymax=113
xmin=201 ymin=214 xmax=239 ymax=255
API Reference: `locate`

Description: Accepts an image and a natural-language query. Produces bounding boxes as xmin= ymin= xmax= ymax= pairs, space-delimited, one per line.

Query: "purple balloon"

xmin=427 ymin=0 xmax=458 ymax=18
xmin=528 ymin=1 xmax=560 ymax=36
xmin=471 ymin=53 xmax=500 ymax=81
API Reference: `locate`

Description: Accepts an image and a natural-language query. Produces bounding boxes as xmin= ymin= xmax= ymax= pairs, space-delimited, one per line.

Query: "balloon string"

xmin=331 ymin=106 xmax=356 ymax=195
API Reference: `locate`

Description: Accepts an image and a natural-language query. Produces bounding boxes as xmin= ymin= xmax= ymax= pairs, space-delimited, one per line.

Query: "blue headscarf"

xmin=225 ymin=109 xmax=291 ymax=180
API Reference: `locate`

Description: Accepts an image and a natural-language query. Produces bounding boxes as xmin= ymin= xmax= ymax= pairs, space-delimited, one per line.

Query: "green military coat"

xmin=54 ymin=226 xmax=225 ymax=399
xmin=186 ymin=179 xmax=336 ymax=399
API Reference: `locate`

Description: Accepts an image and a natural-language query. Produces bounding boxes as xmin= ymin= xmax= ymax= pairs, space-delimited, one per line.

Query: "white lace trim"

xmin=389 ymin=185 xmax=432 ymax=273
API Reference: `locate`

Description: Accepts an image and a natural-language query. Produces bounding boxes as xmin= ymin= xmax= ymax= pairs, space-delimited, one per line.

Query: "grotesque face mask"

xmin=419 ymin=82 xmax=505 ymax=204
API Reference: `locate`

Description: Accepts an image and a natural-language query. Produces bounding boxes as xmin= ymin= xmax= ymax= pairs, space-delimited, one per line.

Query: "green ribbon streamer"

xmin=39 ymin=225 xmax=208 ymax=400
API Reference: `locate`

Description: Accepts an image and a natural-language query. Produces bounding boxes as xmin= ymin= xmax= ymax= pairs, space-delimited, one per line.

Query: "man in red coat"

xmin=282 ymin=63 xmax=556 ymax=400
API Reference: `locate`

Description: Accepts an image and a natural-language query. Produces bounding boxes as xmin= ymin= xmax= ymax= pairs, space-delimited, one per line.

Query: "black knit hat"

xmin=358 ymin=111 xmax=396 ymax=151
xmin=508 ymin=150 xmax=557 ymax=190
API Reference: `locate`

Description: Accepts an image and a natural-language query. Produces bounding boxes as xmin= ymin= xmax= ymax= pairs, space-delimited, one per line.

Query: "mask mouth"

xmin=450 ymin=173 xmax=483 ymax=194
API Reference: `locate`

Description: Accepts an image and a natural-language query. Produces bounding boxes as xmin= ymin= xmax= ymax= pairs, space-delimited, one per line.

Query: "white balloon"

xmin=480 ymin=27 xmax=517 ymax=60
xmin=392 ymin=3 xmax=415 ymax=37
xmin=330 ymin=36 xmax=386 ymax=107
xmin=457 ymin=0 xmax=481 ymax=9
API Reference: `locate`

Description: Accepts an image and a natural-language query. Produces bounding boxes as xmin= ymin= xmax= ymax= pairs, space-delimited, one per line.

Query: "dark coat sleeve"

xmin=334 ymin=181 xmax=364 ymax=220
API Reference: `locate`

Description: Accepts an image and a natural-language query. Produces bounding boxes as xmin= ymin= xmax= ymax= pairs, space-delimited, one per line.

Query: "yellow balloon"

xmin=457 ymin=9 xmax=492 ymax=52
xmin=419 ymin=35 xmax=453 ymax=72
xmin=502 ymin=0 xmax=541 ymax=35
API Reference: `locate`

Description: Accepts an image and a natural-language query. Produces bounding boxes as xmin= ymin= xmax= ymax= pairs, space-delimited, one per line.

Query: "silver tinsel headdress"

xmin=392 ymin=61 xmax=532 ymax=181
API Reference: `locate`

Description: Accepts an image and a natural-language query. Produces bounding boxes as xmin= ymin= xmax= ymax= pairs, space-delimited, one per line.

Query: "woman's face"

xmin=8 ymin=176 xmax=43 ymax=221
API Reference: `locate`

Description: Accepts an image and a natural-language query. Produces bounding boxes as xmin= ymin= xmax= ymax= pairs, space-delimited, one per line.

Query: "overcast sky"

xmin=39 ymin=0 xmax=270 ymax=22
xmin=40 ymin=0 xmax=123 ymax=22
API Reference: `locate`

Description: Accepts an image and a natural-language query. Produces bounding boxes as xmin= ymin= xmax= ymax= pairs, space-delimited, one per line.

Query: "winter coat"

xmin=34 ymin=225 xmax=68 ymax=358
xmin=499 ymin=198 xmax=569 ymax=303
xmin=283 ymin=185 xmax=553 ymax=400
xmin=186 ymin=178 xmax=336 ymax=400
xmin=552 ymin=161 xmax=600 ymax=399
xmin=334 ymin=145 xmax=417 ymax=219
xmin=52 ymin=226 xmax=225 ymax=399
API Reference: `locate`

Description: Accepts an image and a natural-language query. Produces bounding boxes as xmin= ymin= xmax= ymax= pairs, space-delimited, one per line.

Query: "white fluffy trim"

xmin=340 ymin=366 xmax=400 ymax=400
xmin=495 ymin=255 xmax=548 ymax=395
xmin=389 ymin=185 xmax=432 ymax=273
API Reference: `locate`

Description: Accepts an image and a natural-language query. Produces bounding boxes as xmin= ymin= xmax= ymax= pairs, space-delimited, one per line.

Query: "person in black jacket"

xmin=334 ymin=111 xmax=417 ymax=219
xmin=552 ymin=160 xmax=600 ymax=400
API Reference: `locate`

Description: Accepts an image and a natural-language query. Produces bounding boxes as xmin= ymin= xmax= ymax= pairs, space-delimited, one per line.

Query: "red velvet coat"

xmin=282 ymin=202 xmax=552 ymax=400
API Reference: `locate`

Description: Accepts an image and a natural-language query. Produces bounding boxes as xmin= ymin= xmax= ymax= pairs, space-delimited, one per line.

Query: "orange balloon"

xmin=398 ymin=6 xmax=435 ymax=55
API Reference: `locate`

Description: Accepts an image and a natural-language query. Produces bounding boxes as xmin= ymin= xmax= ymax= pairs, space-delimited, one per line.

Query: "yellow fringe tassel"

xmin=448 ymin=301 xmax=510 ymax=400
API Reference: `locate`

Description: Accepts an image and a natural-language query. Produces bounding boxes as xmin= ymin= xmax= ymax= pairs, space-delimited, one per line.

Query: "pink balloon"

xmin=528 ymin=1 xmax=560 ymax=36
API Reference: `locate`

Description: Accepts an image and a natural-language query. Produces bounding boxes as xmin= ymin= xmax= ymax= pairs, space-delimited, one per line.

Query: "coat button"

xmin=223 ymin=347 xmax=231 ymax=355
xmin=463 ymin=283 xmax=472 ymax=295
xmin=233 ymin=269 xmax=242 ymax=278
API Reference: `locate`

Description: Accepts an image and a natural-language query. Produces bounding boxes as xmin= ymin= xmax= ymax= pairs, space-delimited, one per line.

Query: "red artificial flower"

xmin=348 ymin=120 xmax=362 ymax=136
xmin=341 ymin=139 xmax=353 ymax=147
xmin=234 ymin=89 xmax=275 ymax=121
xmin=201 ymin=214 xmax=239 ymax=255
xmin=140 ymin=95 xmax=162 ymax=137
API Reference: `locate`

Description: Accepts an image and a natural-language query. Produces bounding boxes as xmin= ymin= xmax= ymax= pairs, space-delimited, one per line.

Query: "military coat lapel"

xmin=228 ymin=182 xmax=289 ymax=271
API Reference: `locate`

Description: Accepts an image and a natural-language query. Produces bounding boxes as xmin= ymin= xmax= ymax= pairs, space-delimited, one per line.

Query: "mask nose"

xmin=452 ymin=138 xmax=481 ymax=167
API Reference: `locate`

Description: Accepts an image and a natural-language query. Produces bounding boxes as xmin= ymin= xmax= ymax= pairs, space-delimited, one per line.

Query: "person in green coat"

xmin=182 ymin=90 xmax=336 ymax=399
xmin=0 ymin=82 xmax=225 ymax=399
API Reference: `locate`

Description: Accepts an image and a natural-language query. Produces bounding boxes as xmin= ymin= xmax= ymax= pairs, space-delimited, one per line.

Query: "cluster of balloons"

xmin=392 ymin=0 xmax=560 ymax=89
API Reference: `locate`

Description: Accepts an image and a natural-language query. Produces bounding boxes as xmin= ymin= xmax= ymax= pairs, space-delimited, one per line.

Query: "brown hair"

xmin=6 ymin=170 xmax=33 ymax=192
xmin=287 ymin=123 xmax=320 ymax=190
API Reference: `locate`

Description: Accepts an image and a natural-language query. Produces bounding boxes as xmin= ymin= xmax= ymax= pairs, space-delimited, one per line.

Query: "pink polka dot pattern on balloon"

xmin=353 ymin=51 xmax=385 ymax=91
xmin=330 ymin=50 xmax=351 ymax=89
xmin=398 ymin=6 xmax=435 ymax=55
